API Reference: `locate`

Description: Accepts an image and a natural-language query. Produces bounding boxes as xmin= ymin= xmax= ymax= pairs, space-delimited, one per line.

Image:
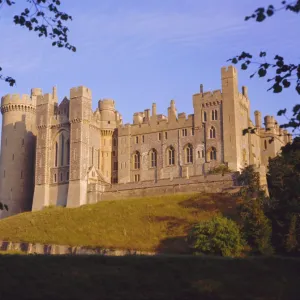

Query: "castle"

xmin=0 ymin=66 xmax=292 ymax=218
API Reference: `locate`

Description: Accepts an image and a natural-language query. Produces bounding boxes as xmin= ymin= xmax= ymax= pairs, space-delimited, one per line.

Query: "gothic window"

xmin=60 ymin=134 xmax=64 ymax=166
xmin=66 ymin=139 xmax=70 ymax=165
xmin=150 ymin=149 xmax=157 ymax=168
xmin=54 ymin=174 xmax=57 ymax=183
xmin=133 ymin=151 xmax=140 ymax=169
xmin=185 ymin=144 xmax=193 ymax=163
xmin=135 ymin=136 xmax=139 ymax=144
xmin=182 ymin=129 xmax=187 ymax=136
xmin=210 ymin=147 xmax=217 ymax=160
xmin=55 ymin=142 xmax=58 ymax=167
xmin=215 ymin=110 xmax=218 ymax=120
xmin=209 ymin=126 xmax=216 ymax=139
xmin=203 ymin=111 xmax=207 ymax=122
xmin=60 ymin=173 xmax=63 ymax=182
xmin=167 ymin=146 xmax=175 ymax=166
xmin=197 ymin=151 xmax=200 ymax=158
xmin=142 ymin=135 xmax=145 ymax=143
xmin=165 ymin=132 xmax=168 ymax=139
xmin=134 ymin=174 xmax=140 ymax=182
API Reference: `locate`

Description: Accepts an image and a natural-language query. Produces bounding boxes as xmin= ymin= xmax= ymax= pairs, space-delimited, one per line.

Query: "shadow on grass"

xmin=178 ymin=193 xmax=238 ymax=219
xmin=0 ymin=254 xmax=299 ymax=300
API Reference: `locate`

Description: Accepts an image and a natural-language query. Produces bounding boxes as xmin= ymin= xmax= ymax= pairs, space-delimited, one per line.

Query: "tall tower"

xmin=99 ymin=99 xmax=117 ymax=182
xmin=221 ymin=66 xmax=239 ymax=171
xmin=0 ymin=93 xmax=37 ymax=218
xmin=32 ymin=88 xmax=57 ymax=211
xmin=67 ymin=86 xmax=92 ymax=207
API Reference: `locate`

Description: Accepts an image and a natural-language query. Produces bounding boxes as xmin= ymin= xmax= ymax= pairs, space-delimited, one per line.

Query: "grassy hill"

xmin=0 ymin=193 xmax=237 ymax=253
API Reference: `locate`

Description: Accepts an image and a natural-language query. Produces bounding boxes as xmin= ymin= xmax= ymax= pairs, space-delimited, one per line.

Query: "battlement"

xmin=221 ymin=65 xmax=237 ymax=78
xmin=70 ymin=86 xmax=92 ymax=99
xmin=1 ymin=93 xmax=35 ymax=107
xmin=99 ymin=99 xmax=115 ymax=111
xmin=201 ymin=89 xmax=222 ymax=102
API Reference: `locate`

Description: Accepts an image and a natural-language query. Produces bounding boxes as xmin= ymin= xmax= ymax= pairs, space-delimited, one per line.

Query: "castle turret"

xmin=0 ymin=93 xmax=37 ymax=218
xmin=32 ymin=87 xmax=58 ymax=211
xmin=67 ymin=86 xmax=92 ymax=207
xmin=254 ymin=110 xmax=262 ymax=128
xmin=99 ymin=99 xmax=116 ymax=182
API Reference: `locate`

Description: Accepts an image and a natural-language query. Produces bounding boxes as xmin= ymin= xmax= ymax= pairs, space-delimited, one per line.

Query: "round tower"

xmin=0 ymin=93 xmax=37 ymax=218
xmin=98 ymin=99 xmax=117 ymax=182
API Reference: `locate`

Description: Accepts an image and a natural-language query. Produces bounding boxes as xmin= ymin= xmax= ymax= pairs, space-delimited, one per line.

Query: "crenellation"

xmin=0 ymin=65 xmax=292 ymax=219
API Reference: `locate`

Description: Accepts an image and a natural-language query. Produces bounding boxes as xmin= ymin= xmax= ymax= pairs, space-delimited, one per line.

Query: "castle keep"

xmin=0 ymin=66 xmax=292 ymax=218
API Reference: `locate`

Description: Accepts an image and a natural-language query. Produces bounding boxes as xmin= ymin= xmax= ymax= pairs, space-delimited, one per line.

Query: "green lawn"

xmin=0 ymin=193 xmax=237 ymax=253
xmin=0 ymin=254 xmax=299 ymax=300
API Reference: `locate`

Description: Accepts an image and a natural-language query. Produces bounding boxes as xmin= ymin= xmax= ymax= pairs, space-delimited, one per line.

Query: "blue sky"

xmin=0 ymin=0 xmax=299 ymax=135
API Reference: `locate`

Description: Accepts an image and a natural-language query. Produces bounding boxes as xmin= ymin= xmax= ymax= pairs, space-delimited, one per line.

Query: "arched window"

xmin=203 ymin=111 xmax=207 ymax=122
xmin=167 ymin=146 xmax=175 ymax=166
xmin=210 ymin=147 xmax=217 ymax=160
xmin=209 ymin=126 xmax=216 ymax=139
xmin=197 ymin=151 xmax=200 ymax=159
xmin=185 ymin=144 xmax=193 ymax=163
xmin=150 ymin=149 xmax=157 ymax=168
xmin=133 ymin=151 xmax=140 ymax=169
xmin=212 ymin=110 xmax=218 ymax=120
xmin=66 ymin=139 xmax=70 ymax=165
xmin=60 ymin=134 xmax=64 ymax=166
xmin=55 ymin=142 xmax=58 ymax=167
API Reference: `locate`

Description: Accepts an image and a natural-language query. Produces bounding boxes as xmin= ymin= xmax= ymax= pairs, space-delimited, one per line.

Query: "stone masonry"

xmin=0 ymin=66 xmax=292 ymax=218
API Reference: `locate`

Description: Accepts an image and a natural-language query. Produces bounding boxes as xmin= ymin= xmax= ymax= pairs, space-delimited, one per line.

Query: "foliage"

xmin=187 ymin=216 xmax=245 ymax=257
xmin=0 ymin=0 xmax=75 ymax=86
xmin=236 ymin=165 xmax=273 ymax=255
xmin=0 ymin=193 xmax=237 ymax=253
xmin=227 ymin=1 xmax=300 ymax=136
xmin=207 ymin=164 xmax=232 ymax=175
xmin=267 ymin=137 xmax=300 ymax=254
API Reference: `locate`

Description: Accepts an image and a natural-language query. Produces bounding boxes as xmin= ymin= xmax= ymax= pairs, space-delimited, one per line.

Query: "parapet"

xmin=70 ymin=86 xmax=92 ymax=99
xmin=201 ymin=89 xmax=222 ymax=102
xmin=221 ymin=65 xmax=237 ymax=79
xmin=99 ymin=99 xmax=115 ymax=111
xmin=31 ymin=88 xmax=43 ymax=97
xmin=1 ymin=93 xmax=35 ymax=107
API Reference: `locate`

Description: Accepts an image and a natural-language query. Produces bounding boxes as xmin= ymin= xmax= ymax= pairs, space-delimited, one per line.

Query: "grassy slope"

xmin=0 ymin=255 xmax=299 ymax=300
xmin=0 ymin=193 xmax=237 ymax=253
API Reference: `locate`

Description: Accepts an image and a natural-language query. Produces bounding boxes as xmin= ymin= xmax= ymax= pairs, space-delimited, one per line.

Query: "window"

xmin=264 ymin=140 xmax=267 ymax=150
xmin=66 ymin=172 xmax=69 ymax=181
xmin=91 ymin=147 xmax=94 ymax=165
xmin=167 ymin=146 xmax=175 ymax=166
xmin=197 ymin=151 xmax=200 ymax=159
xmin=212 ymin=110 xmax=218 ymax=121
xmin=133 ymin=151 xmax=140 ymax=169
xmin=135 ymin=136 xmax=139 ymax=144
xmin=55 ymin=142 xmax=58 ymax=167
xmin=158 ymin=133 xmax=162 ymax=140
xmin=67 ymin=140 xmax=70 ymax=165
xmin=165 ymin=132 xmax=168 ymax=139
xmin=108 ymin=121 xmax=111 ymax=124
xmin=54 ymin=174 xmax=57 ymax=183
xmin=114 ymin=161 xmax=118 ymax=170
xmin=185 ymin=144 xmax=193 ymax=163
xmin=191 ymin=128 xmax=195 ymax=136
xmin=209 ymin=126 xmax=216 ymax=139
xmin=60 ymin=173 xmax=63 ymax=182
xmin=210 ymin=147 xmax=217 ymax=160
xmin=182 ymin=129 xmax=187 ymax=136
xmin=142 ymin=135 xmax=145 ymax=143
xmin=60 ymin=134 xmax=64 ymax=166
xmin=134 ymin=174 xmax=140 ymax=182
xmin=203 ymin=111 xmax=207 ymax=122
xmin=150 ymin=149 xmax=157 ymax=168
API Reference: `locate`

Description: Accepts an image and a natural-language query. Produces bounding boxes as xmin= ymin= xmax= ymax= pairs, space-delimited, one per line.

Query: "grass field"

xmin=0 ymin=254 xmax=299 ymax=300
xmin=0 ymin=193 xmax=237 ymax=253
